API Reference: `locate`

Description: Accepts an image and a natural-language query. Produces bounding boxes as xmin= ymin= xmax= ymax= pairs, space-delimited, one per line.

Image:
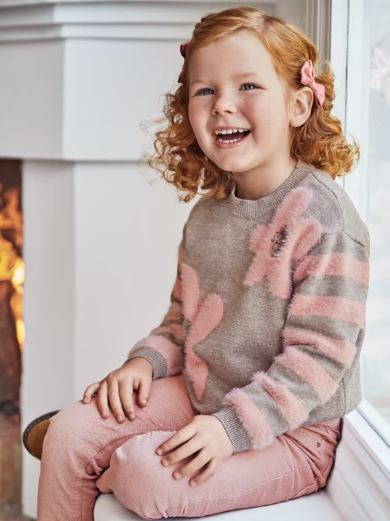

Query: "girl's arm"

xmin=212 ymin=229 xmax=370 ymax=453
xmin=124 ymin=233 xmax=186 ymax=380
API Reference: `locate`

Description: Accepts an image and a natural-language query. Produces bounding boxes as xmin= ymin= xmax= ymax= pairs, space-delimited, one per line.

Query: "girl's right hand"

xmin=82 ymin=357 xmax=154 ymax=423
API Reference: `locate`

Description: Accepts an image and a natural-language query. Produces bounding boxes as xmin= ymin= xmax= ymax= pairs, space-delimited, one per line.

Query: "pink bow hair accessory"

xmin=300 ymin=60 xmax=325 ymax=108
xmin=178 ymin=39 xmax=190 ymax=83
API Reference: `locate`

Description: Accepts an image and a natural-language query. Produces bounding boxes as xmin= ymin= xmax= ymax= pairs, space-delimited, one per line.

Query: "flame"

xmin=0 ymin=182 xmax=24 ymax=349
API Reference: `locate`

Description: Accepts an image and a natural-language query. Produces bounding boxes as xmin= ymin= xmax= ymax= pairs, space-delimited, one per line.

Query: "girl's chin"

xmin=211 ymin=159 xmax=250 ymax=172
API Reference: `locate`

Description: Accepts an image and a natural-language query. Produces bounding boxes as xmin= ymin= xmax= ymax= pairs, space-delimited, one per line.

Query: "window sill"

xmin=94 ymin=489 xmax=344 ymax=521
xmin=327 ymin=408 xmax=390 ymax=521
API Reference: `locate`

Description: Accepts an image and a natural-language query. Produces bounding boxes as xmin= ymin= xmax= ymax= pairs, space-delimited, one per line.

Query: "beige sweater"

xmin=126 ymin=159 xmax=370 ymax=453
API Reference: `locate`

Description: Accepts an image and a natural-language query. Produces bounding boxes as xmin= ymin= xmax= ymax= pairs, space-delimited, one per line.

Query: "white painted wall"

xmin=72 ymin=162 xmax=194 ymax=397
xmin=0 ymin=41 xmax=64 ymax=159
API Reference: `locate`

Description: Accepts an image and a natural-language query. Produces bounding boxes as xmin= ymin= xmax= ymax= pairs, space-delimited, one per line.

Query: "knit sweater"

xmin=126 ymin=158 xmax=370 ymax=454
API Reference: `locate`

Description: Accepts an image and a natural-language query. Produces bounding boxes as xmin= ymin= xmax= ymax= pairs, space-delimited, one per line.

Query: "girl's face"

xmin=188 ymin=32 xmax=294 ymax=177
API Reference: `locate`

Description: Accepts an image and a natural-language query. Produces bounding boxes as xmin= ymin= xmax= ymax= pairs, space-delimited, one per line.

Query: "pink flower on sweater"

xmin=180 ymin=264 xmax=224 ymax=400
xmin=244 ymin=187 xmax=323 ymax=298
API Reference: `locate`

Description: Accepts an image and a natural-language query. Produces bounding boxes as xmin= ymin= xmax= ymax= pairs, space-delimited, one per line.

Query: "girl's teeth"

xmin=217 ymin=134 xmax=245 ymax=143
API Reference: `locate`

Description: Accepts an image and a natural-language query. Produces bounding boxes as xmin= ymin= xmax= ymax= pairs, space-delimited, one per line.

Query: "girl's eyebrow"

xmin=190 ymin=71 xmax=260 ymax=86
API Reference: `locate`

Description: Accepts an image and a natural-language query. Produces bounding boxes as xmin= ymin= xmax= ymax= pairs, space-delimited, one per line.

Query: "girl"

xmin=24 ymin=6 xmax=370 ymax=520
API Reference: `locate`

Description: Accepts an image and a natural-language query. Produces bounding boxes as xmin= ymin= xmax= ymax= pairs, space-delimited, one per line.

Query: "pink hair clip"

xmin=300 ymin=59 xmax=325 ymax=108
xmin=178 ymin=39 xmax=190 ymax=83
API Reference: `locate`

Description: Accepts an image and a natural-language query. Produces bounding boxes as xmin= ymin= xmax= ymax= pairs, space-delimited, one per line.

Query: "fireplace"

xmin=0 ymin=159 xmax=23 ymax=509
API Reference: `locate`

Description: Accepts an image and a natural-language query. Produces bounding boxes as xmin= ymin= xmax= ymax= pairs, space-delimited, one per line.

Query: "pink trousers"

xmin=37 ymin=375 xmax=342 ymax=521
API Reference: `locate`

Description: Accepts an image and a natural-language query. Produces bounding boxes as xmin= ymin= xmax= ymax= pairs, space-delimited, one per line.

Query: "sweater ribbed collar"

xmin=226 ymin=158 xmax=313 ymax=219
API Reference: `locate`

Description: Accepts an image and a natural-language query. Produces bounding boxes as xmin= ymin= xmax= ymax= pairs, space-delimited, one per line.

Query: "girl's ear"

xmin=289 ymin=87 xmax=314 ymax=128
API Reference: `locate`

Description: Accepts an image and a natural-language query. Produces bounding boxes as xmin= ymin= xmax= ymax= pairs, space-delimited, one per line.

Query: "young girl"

xmin=25 ymin=6 xmax=370 ymax=520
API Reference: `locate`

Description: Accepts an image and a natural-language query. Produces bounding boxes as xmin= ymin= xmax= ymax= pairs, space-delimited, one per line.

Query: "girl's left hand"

xmin=155 ymin=415 xmax=234 ymax=486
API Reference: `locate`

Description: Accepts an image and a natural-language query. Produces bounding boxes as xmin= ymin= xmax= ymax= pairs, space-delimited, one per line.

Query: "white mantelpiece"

xmin=0 ymin=0 xmax=276 ymax=161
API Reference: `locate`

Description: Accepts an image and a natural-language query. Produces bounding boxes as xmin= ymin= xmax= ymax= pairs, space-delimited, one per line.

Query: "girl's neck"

xmin=233 ymin=157 xmax=299 ymax=201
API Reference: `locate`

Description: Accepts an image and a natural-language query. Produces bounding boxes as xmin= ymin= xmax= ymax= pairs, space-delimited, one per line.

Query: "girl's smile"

xmin=213 ymin=128 xmax=252 ymax=148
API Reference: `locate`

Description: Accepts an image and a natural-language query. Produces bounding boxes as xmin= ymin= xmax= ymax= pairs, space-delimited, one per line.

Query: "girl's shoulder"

xmin=300 ymin=163 xmax=370 ymax=252
xmin=185 ymin=192 xmax=221 ymax=223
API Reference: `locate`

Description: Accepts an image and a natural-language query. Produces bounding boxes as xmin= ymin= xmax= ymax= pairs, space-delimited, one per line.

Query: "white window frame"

xmin=327 ymin=1 xmax=390 ymax=519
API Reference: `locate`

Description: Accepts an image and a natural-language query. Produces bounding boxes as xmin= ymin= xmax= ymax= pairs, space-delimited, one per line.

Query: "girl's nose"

xmin=212 ymin=95 xmax=237 ymax=115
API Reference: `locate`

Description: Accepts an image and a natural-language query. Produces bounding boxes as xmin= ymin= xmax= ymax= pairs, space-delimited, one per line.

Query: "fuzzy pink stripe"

xmin=275 ymin=345 xmax=338 ymax=403
xmin=294 ymin=253 xmax=369 ymax=285
xmin=289 ymin=294 xmax=365 ymax=327
xmin=224 ymin=388 xmax=274 ymax=449
xmin=150 ymin=323 xmax=185 ymax=342
xmin=252 ymin=371 xmax=308 ymax=430
xmin=132 ymin=335 xmax=183 ymax=376
xmin=181 ymin=264 xmax=200 ymax=322
xmin=283 ymin=326 xmax=356 ymax=368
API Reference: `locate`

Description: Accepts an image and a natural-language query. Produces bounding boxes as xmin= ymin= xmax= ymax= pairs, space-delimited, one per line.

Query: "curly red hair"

xmin=139 ymin=6 xmax=360 ymax=203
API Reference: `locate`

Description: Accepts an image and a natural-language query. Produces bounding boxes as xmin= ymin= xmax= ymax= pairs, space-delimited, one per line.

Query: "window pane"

xmin=350 ymin=0 xmax=390 ymax=443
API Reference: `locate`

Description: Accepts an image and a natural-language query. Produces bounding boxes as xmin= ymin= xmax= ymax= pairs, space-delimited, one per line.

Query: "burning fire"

xmin=0 ymin=182 xmax=24 ymax=349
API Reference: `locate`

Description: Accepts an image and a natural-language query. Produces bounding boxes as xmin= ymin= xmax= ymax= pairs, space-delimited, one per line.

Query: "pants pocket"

xmin=284 ymin=425 xmax=325 ymax=463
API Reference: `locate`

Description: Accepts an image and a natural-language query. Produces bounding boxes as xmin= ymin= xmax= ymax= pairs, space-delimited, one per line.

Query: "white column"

xmin=21 ymin=158 xmax=193 ymax=516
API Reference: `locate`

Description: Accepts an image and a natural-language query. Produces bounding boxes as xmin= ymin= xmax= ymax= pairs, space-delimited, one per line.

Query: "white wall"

xmin=72 ymin=162 xmax=194 ymax=397
xmin=0 ymin=41 xmax=64 ymax=159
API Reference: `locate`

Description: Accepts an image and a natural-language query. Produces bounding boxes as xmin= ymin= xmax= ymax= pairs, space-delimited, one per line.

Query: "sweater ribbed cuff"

xmin=124 ymin=347 xmax=167 ymax=380
xmin=212 ymin=406 xmax=253 ymax=453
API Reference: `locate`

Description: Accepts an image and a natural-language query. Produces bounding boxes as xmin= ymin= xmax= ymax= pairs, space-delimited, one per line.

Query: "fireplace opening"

xmin=0 ymin=158 xmax=24 ymax=513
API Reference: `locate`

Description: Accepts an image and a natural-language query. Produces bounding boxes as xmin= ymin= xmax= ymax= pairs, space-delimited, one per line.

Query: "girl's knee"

xmin=45 ymin=399 xmax=97 ymax=449
xmin=109 ymin=431 xmax=178 ymax=519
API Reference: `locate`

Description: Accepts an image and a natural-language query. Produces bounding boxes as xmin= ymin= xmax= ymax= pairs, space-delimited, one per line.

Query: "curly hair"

xmin=139 ymin=6 xmax=360 ymax=203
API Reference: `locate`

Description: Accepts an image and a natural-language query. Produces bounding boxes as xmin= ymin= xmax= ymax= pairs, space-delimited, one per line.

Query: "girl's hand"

xmin=156 ymin=415 xmax=234 ymax=486
xmin=82 ymin=357 xmax=154 ymax=423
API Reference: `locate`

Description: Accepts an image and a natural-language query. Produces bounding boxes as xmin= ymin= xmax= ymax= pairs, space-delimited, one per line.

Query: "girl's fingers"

xmin=83 ymin=382 xmax=100 ymax=403
xmin=173 ymin=449 xmax=211 ymax=480
xmin=107 ymin=379 xmax=126 ymax=423
xmin=97 ymin=381 xmax=110 ymax=419
xmin=157 ymin=423 xmax=194 ymax=455
xmin=190 ymin=458 xmax=219 ymax=486
xmin=118 ymin=380 xmax=136 ymax=420
xmin=160 ymin=436 xmax=202 ymax=466
xmin=137 ymin=378 xmax=151 ymax=408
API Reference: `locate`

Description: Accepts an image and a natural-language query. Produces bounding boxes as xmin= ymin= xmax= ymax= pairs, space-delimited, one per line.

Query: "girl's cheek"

xmin=244 ymin=96 xmax=263 ymax=115
xmin=189 ymin=103 xmax=205 ymax=126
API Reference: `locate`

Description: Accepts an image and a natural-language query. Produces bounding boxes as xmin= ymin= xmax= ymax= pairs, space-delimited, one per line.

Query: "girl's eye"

xmin=241 ymin=83 xmax=258 ymax=91
xmin=197 ymin=88 xmax=213 ymax=96
xmin=195 ymin=83 xmax=259 ymax=96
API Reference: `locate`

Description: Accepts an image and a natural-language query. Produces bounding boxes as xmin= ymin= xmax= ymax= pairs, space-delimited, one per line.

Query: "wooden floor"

xmin=0 ymin=407 xmax=26 ymax=521
xmin=0 ymin=504 xmax=32 ymax=521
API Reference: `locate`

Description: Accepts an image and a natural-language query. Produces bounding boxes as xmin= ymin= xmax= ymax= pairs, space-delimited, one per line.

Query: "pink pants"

xmin=37 ymin=375 xmax=342 ymax=521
